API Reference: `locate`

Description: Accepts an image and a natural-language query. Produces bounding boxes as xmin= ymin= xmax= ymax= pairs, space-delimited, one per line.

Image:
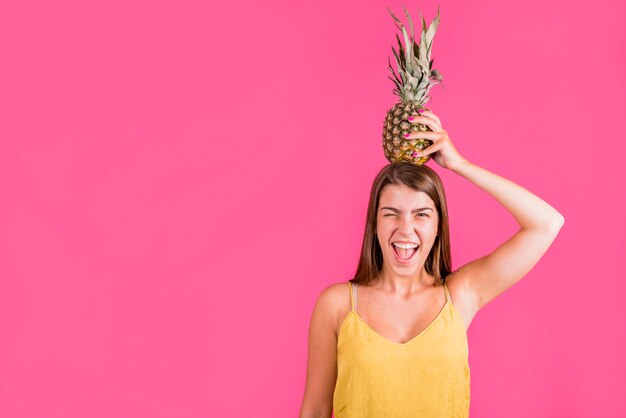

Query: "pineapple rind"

xmin=382 ymin=101 xmax=433 ymax=165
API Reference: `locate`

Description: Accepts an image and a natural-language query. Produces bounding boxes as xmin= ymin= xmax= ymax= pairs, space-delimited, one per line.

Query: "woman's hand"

xmin=406 ymin=109 xmax=469 ymax=171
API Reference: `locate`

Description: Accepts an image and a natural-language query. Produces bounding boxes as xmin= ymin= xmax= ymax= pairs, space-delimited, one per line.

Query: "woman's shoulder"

xmin=314 ymin=281 xmax=353 ymax=336
xmin=315 ymin=281 xmax=352 ymax=308
xmin=445 ymin=270 xmax=479 ymax=331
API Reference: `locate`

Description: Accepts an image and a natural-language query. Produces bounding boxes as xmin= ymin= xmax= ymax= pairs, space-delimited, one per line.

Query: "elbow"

xmin=527 ymin=215 xmax=564 ymax=233
xmin=548 ymin=215 xmax=565 ymax=232
xmin=555 ymin=214 xmax=565 ymax=228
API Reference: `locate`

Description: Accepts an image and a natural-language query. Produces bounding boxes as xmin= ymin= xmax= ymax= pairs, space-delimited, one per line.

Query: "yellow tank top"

xmin=333 ymin=280 xmax=471 ymax=417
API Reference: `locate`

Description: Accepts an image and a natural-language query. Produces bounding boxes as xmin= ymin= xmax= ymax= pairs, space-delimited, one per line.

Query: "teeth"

xmin=393 ymin=242 xmax=418 ymax=249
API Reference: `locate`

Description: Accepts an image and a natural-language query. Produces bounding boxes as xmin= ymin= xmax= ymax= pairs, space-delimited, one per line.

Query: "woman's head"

xmin=351 ymin=162 xmax=452 ymax=287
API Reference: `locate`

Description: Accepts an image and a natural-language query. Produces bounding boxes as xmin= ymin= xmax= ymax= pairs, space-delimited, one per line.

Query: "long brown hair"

xmin=351 ymin=162 xmax=452 ymax=287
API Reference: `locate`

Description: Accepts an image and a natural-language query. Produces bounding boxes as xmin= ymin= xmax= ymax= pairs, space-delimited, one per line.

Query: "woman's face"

xmin=376 ymin=184 xmax=439 ymax=275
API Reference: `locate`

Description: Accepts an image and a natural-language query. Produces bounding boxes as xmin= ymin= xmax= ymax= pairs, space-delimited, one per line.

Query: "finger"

xmin=403 ymin=130 xmax=441 ymax=140
xmin=419 ymin=110 xmax=441 ymax=127
xmin=408 ymin=115 xmax=442 ymax=132
xmin=415 ymin=142 xmax=440 ymax=157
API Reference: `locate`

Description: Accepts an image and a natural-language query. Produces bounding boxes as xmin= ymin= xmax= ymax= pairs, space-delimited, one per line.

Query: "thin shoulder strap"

xmin=443 ymin=281 xmax=451 ymax=303
xmin=348 ymin=282 xmax=357 ymax=312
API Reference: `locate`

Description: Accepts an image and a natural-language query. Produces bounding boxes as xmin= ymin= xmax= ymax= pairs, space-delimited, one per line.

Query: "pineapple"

xmin=382 ymin=5 xmax=444 ymax=165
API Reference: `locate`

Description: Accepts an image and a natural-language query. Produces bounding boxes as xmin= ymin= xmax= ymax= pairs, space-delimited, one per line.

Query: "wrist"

xmin=450 ymin=158 xmax=471 ymax=173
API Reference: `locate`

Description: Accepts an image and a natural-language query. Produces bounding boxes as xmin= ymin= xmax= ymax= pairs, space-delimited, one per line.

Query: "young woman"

xmin=299 ymin=109 xmax=565 ymax=418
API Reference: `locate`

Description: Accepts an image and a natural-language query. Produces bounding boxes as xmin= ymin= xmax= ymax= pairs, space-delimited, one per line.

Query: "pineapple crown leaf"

xmin=386 ymin=6 xmax=406 ymax=33
xmin=387 ymin=56 xmax=400 ymax=81
xmin=387 ymin=5 xmax=443 ymax=100
xmin=424 ymin=7 xmax=441 ymax=61
xmin=420 ymin=8 xmax=427 ymax=35
xmin=401 ymin=25 xmax=414 ymax=75
xmin=401 ymin=4 xmax=415 ymax=44
xmin=389 ymin=6 xmax=429 ymax=72
xmin=387 ymin=5 xmax=416 ymax=76
xmin=394 ymin=33 xmax=404 ymax=63
xmin=387 ymin=56 xmax=403 ymax=92
xmin=392 ymin=32 xmax=417 ymax=80
xmin=392 ymin=33 xmax=410 ymax=82
xmin=390 ymin=46 xmax=406 ymax=85
xmin=387 ymin=76 xmax=402 ymax=96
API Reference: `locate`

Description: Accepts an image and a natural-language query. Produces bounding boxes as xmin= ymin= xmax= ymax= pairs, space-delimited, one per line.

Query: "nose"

xmin=398 ymin=215 xmax=417 ymax=231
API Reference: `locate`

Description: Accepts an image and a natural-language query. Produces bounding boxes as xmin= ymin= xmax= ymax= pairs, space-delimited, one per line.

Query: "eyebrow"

xmin=379 ymin=206 xmax=434 ymax=213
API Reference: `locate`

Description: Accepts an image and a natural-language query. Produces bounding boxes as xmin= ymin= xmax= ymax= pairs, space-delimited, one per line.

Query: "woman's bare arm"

xmin=451 ymin=160 xmax=565 ymax=310
xmin=299 ymin=284 xmax=342 ymax=418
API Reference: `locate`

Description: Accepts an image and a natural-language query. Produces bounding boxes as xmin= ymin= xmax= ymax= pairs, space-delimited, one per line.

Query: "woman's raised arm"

xmin=406 ymin=109 xmax=565 ymax=311
xmin=450 ymin=159 xmax=564 ymax=310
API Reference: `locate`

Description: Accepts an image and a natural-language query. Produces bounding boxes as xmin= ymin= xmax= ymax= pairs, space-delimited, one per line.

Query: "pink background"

xmin=0 ymin=0 xmax=624 ymax=416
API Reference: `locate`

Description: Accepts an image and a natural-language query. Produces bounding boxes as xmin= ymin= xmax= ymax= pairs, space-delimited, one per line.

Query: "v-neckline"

xmin=351 ymin=301 xmax=451 ymax=346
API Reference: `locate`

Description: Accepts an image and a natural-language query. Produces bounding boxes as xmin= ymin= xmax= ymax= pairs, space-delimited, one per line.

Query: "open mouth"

xmin=392 ymin=244 xmax=419 ymax=262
